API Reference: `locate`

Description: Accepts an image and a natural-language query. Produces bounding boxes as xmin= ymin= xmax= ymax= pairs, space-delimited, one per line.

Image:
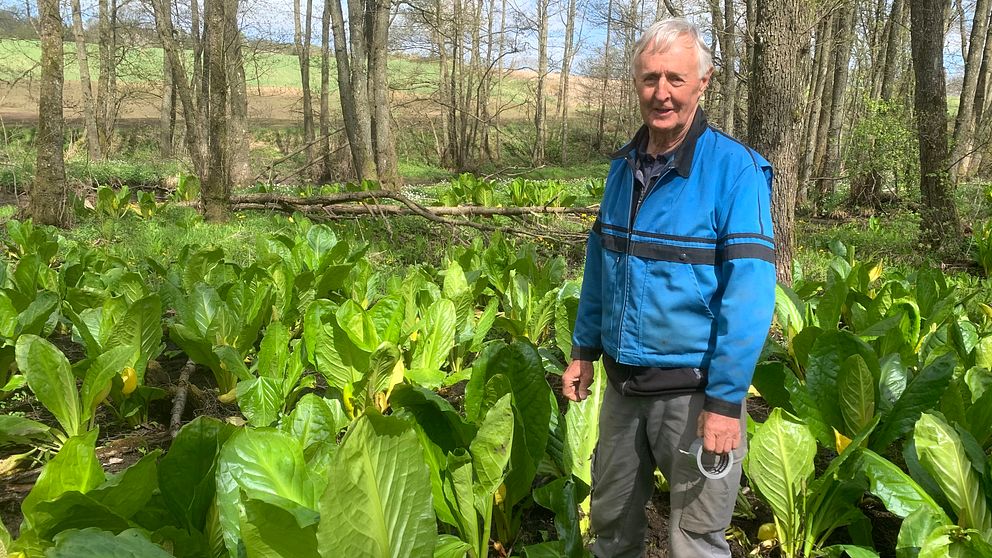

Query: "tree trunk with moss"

xmin=747 ymin=0 xmax=809 ymax=284
xmin=31 ymin=0 xmax=68 ymax=227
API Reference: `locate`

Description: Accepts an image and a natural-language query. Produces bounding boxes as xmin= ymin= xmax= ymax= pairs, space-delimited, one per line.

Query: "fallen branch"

xmin=169 ymin=359 xmax=196 ymax=438
xmin=232 ymin=191 xmax=598 ymax=216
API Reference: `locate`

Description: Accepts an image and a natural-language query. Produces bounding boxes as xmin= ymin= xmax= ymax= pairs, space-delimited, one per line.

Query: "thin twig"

xmin=169 ymin=359 xmax=196 ymax=438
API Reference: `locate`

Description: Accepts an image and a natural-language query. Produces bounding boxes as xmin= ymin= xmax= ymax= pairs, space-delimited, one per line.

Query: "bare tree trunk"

xmin=151 ymin=0 xmax=208 ymax=180
xmin=493 ymin=0 xmax=507 ymax=161
xmin=327 ymin=0 xmax=374 ymax=179
xmin=481 ymin=0 xmax=495 ymax=161
xmin=159 ymin=0 xmax=176 ymax=159
xmin=972 ymin=13 xmax=992 ymax=175
xmin=226 ymin=0 xmax=251 ymax=188
xmin=748 ymin=0 xmax=809 ymax=285
xmin=595 ymin=0 xmax=615 ymax=150
xmin=319 ymin=0 xmax=332 ymax=179
xmin=816 ymin=1 xmax=856 ymax=202
xmin=910 ymin=0 xmax=961 ymax=248
xmin=708 ymin=0 xmax=725 ymax=123
xmin=880 ymin=0 xmax=906 ymax=100
xmin=721 ymin=0 xmax=737 ymax=134
xmin=559 ymin=0 xmax=579 ymax=164
xmin=97 ymin=0 xmax=116 ymax=155
xmin=533 ymin=0 xmax=549 ymax=164
xmin=347 ymin=0 xmax=376 ymax=180
xmin=31 ymin=0 xmax=68 ymax=227
xmin=69 ymin=0 xmax=100 ymax=160
xmin=294 ymin=0 xmax=316 ymax=179
xmin=192 ymin=0 xmax=208 ymax=117
xmin=203 ymin=0 xmax=230 ymax=221
xmin=369 ymin=0 xmax=398 ymax=186
xmin=799 ymin=18 xmax=831 ymax=194
xmin=949 ymin=0 xmax=990 ymax=180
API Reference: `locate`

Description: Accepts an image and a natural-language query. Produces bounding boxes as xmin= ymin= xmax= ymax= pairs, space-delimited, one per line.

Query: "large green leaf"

xmin=816 ymin=271 xmax=848 ymax=330
xmin=21 ymin=430 xmax=104 ymax=528
xmin=237 ymin=377 xmax=285 ymax=427
xmin=318 ymin=413 xmax=436 ymax=558
xmin=564 ymin=361 xmax=606 ymax=485
xmin=807 ymin=331 xmax=879 ymax=434
xmin=467 ymin=341 xmax=552 ymax=509
xmin=744 ymin=408 xmax=816 ymax=556
xmin=897 ymin=507 xmax=952 ymax=558
xmin=241 ymin=495 xmax=320 ymax=558
xmin=838 ymin=354 xmax=876 ymax=437
xmin=304 ymin=300 xmax=362 ymax=388
xmin=878 ymin=354 xmax=908 ymax=415
xmin=216 ymin=428 xmax=318 ymax=557
xmin=469 ymin=394 xmax=513 ymax=501
xmin=914 ymin=413 xmax=992 ymax=536
xmin=918 ymin=525 xmax=992 ymax=558
xmin=16 ymin=334 xmax=82 ymax=437
xmin=17 ymin=290 xmax=59 ymax=337
xmin=532 ymin=476 xmax=591 ymax=558
xmin=434 ymin=534 xmax=472 ymax=558
xmin=857 ymin=449 xmax=950 ymax=521
xmin=411 ymin=298 xmax=458 ymax=378
xmin=257 ymin=322 xmax=291 ymax=380
xmin=88 ymin=449 xmax=162 ymax=519
xmin=870 ymin=353 xmax=956 ymax=450
xmin=158 ymin=417 xmax=238 ymax=532
xmin=48 ymin=528 xmax=173 ymax=558
xmin=0 ymin=415 xmax=51 ymax=447
xmin=31 ymin=491 xmax=131 ymax=539
xmin=336 ymin=299 xmax=380 ymax=352
xmin=280 ymin=394 xmax=349 ymax=456
xmin=389 ymin=384 xmax=476 ymax=453
xmin=106 ymin=294 xmax=163 ymax=382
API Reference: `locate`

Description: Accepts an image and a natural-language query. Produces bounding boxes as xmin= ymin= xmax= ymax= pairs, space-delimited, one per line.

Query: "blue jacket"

xmin=571 ymin=109 xmax=776 ymax=417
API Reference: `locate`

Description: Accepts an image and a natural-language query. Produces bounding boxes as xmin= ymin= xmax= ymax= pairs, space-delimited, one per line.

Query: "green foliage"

xmin=844 ymin=99 xmax=919 ymax=191
xmin=440 ymin=173 xmax=495 ymax=206
xmin=973 ymin=220 xmax=992 ymax=276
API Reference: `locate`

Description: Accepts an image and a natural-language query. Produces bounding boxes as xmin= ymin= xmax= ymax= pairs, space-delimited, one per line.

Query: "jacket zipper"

xmin=615 ymin=154 xmax=674 ymax=365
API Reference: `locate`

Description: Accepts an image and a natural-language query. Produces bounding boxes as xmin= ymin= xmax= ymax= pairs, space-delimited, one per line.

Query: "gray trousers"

xmin=589 ymin=383 xmax=746 ymax=558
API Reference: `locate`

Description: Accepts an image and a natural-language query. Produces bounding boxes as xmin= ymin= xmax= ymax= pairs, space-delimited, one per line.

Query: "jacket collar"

xmin=610 ymin=106 xmax=708 ymax=178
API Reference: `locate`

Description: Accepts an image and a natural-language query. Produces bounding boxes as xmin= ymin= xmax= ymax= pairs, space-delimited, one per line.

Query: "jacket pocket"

xmin=635 ymin=259 xmax=714 ymax=359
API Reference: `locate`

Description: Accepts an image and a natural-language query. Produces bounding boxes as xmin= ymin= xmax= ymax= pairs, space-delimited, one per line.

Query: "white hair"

xmin=632 ymin=18 xmax=714 ymax=79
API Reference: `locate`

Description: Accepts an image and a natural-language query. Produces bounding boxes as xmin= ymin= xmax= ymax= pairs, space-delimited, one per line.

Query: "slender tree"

xmin=369 ymin=0 xmax=398 ymax=186
xmin=949 ymin=0 xmax=990 ymax=180
xmin=204 ymin=0 xmax=231 ymax=221
xmin=533 ymin=0 xmax=550 ymax=163
xmin=558 ymin=0 xmax=580 ymax=163
xmin=294 ymin=0 xmax=316 ymax=178
xmin=69 ymin=0 xmax=100 ymax=160
xmin=909 ymin=0 xmax=961 ymax=248
xmin=319 ymin=0 xmax=332 ymax=179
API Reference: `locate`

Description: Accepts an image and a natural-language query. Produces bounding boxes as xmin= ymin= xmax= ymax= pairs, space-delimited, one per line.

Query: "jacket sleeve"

xmin=570 ymin=223 xmax=604 ymax=361
xmin=705 ymin=158 xmax=777 ymax=417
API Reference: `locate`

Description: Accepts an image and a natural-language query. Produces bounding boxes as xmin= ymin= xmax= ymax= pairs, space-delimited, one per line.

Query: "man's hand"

xmin=697 ymin=410 xmax=740 ymax=455
xmin=562 ymin=359 xmax=594 ymax=401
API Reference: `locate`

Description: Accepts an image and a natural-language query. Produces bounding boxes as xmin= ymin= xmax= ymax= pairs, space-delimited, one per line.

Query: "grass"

xmin=0 ymin=38 xmax=540 ymax=101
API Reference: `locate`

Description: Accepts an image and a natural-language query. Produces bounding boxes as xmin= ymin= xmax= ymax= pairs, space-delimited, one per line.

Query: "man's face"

xmin=634 ymin=36 xmax=711 ymax=147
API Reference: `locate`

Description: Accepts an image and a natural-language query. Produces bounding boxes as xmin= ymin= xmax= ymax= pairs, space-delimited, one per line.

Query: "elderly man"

xmin=562 ymin=18 xmax=776 ymax=558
